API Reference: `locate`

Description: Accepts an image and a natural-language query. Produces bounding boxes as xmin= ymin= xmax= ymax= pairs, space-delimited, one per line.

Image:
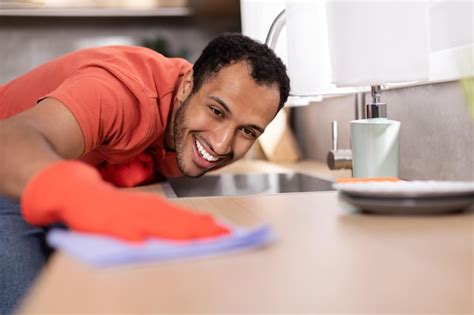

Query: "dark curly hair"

xmin=192 ymin=33 xmax=290 ymax=112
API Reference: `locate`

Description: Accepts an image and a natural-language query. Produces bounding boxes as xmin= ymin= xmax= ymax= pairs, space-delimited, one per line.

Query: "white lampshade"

xmin=285 ymin=0 xmax=333 ymax=95
xmin=326 ymin=1 xmax=430 ymax=87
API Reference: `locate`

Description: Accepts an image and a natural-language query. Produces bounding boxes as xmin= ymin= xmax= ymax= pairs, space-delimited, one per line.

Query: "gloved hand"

xmin=98 ymin=152 xmax=155 ymax=187
xmin=21 ymin=160 xmax=230 ymax=241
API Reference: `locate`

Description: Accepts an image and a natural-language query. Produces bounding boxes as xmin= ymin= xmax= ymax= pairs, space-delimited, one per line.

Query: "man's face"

xmin=173 ymin=62 xmax=280 ymax=177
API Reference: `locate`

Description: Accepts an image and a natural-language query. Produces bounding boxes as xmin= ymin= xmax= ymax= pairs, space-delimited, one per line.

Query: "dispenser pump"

xmin=366 ymin=85 xmax=387 ymax=118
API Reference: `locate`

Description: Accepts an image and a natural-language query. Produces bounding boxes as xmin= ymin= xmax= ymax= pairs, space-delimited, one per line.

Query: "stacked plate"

xmin=334 ymin=181 xmax=474 ymax=214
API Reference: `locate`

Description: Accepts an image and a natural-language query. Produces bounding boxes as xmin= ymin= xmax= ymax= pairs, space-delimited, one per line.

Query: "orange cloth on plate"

xmin=336 ymin=177 xmax=400 ymax=183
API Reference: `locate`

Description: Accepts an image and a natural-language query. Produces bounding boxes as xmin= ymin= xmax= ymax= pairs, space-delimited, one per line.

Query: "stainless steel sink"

xmin=162 ymin=172 xmax=335 ymax=198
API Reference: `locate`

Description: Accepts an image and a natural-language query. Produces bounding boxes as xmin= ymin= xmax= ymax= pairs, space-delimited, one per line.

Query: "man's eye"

xmin=242 ymin=127 xmax=256 ymax=138
xmin=210 ymin=107 xmax=223 ymax=117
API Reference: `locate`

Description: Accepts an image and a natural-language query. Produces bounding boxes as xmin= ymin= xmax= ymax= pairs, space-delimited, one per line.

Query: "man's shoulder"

xmin=81 ymin=46 xmax=189 ymax=64
xmin=57 ymin=45 xmax=186 ymax=66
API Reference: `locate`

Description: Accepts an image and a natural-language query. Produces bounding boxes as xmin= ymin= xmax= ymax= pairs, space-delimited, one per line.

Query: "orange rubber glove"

xmin=21 ymin=160 xmax=230 ymax=241
xmin=98 ymin=152 xmax=155 ymax=187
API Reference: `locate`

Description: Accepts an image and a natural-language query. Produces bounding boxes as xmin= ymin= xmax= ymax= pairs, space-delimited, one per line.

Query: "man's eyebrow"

xmin=207 ymin=95 xmax=265 ymax=134
xmin=208 ymin=96 xmax=232 ymax=114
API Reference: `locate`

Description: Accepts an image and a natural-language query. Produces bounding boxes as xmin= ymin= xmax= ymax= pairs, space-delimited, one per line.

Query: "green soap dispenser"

xmin=350 ymin=86 xmax=401 ymax=178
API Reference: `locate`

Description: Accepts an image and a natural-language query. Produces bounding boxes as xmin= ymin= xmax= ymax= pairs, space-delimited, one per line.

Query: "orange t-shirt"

xmin=0 ymin=46 xmax=192 ymax=178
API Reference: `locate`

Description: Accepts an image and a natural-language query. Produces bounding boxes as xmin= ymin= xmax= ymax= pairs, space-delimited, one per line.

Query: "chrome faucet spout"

xmin=265 ymin=9 xmax=286 ymax=50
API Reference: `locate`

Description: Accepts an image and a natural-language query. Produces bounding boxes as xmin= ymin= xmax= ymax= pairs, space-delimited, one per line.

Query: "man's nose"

xmin=211 ymin=126 xmax=234 ymax=156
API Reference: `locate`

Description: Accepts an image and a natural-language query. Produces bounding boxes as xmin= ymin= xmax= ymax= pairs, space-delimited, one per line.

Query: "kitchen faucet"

xmin=264 ymin=9 xmax=362 ymax=172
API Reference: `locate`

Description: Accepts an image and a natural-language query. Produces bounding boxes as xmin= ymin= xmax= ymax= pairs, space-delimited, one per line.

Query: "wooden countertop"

xmin=16 ymin=160 xmax=473 ymax=314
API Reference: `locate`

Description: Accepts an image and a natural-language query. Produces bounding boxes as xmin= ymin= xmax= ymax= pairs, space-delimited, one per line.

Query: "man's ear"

xmin=176 ymin=69 xmax=194 ymax=103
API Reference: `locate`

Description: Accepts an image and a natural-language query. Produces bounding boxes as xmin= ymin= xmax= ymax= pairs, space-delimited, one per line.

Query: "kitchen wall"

xmin=293 ymin=80 xmax=474 ymax=181
xmin=0 ymin=4 xmax=240 ymax=83
xmin=2 ymin=5 xmax=472 ymax=182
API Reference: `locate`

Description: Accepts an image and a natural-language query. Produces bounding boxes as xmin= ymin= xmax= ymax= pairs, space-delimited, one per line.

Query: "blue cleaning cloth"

xmin=47 ymin=225 xmax=275 ymax=267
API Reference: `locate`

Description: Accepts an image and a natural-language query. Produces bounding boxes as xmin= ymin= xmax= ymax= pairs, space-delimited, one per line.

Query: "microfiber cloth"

xmin=47 ymin=224 xmax=275 ymax=267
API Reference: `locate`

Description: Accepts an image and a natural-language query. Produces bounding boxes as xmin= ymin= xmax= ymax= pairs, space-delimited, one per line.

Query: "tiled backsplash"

xmin=293 ymin=80 xmax=474 ymax=181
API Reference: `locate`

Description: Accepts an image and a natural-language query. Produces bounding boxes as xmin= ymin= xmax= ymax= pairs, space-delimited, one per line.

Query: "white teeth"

xmin=195 ymin=139 xmax=219 ymax=162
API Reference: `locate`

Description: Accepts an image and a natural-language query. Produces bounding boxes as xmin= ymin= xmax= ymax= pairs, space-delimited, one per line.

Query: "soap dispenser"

xmin=350 ymin=86 xmax=400 ymax=178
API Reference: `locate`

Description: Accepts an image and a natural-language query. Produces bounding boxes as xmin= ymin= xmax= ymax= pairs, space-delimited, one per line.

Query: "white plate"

xmin=333 ymin=181 xmax=474 ymax=198
xmin=334 ymin=180 xmax=474 ymax=214
xmin=338 ymin=192 xmax=474 ymax=214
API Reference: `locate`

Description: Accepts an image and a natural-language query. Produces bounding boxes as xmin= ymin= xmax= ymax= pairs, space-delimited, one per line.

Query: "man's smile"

xmin=195 ymin=138 xmax=219 ymax=162
xmin=191 ymin=135 xmax=225 ymax=169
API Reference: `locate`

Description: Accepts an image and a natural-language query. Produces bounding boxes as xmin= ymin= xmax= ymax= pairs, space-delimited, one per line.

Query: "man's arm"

xmin=0 ymin=97 xmax=229 ymax=241
xmin=0 ymin=97 xmax=84 ymax=199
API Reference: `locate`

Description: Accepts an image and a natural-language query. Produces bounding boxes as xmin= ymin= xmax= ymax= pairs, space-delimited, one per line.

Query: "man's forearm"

xmin=0 ymin=120 xmax=62 ymax=200
xmin=0 ymin=98 xmax=86 ymax=200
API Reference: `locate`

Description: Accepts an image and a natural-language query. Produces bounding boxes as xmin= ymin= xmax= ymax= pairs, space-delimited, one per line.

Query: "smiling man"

xmin=171 ymin=61 xmax=282 ymax=177
xmin=0 ymin=33 xmax=289 ymax=313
